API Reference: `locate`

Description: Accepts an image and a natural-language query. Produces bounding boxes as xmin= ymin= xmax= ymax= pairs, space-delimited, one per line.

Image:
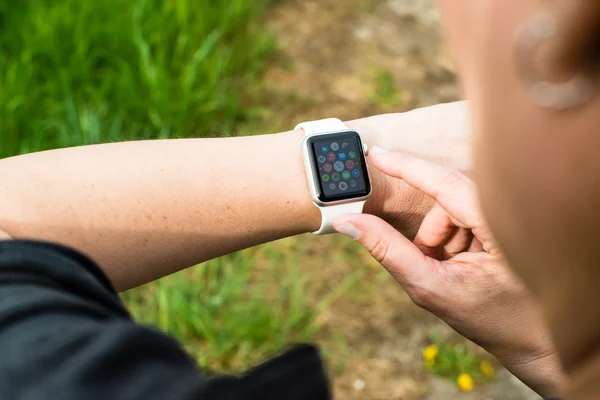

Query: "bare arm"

xmin=0 ymin=102 xmax=471 ymax=291
xmin=0 ymin=101 xmax=567 ymax=397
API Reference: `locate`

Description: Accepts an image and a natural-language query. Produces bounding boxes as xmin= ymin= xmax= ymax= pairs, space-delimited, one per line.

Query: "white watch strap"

xmin=296 ymin=118 xmax=365 ymax=235
xmin=295 ymin=118 xmax=347 ymax=136
xmin=315 ymin=201 xmax=366 ymax=235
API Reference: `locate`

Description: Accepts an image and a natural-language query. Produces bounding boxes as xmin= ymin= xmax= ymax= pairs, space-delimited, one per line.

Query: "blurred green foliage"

xmin=0 ymin=0 xmax=275 ymax=158
xmin=426 ymin=331 xmax=495 ymax=386
xmin=122 ymin=239 xmax=366 ymax=373
xmin=372 ymin=69 xmax=399 ymax=107
xmin=0 ymin=0 xmax=373 ymax=375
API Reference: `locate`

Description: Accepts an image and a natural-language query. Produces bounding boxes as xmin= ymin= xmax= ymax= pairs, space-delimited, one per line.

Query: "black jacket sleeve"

xmin=0 ymin=240 xmax=330 ymax=400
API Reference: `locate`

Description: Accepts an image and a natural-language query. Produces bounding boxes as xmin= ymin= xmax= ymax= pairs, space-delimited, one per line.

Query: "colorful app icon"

xmin=342 ymin=170 xmax=351 ymax=181
xmin=329 ymin=183 xmax=336 ymax=190
xmin=345 ymin=160 xmax=355 ymax=169
xmin=332 ymin=173 xmax=340 ymax=182
xmin=348 ymin=151 xmax=357 ymax=159
xmin=326 ymin=152 xmax=337 ymax=162
xmin=321 ymin=146 xmax=329 ymax=153
xmin=323 ymin=163 xmax=333 ymax=173
xmin=341 ymin=142 xmax=349 ymax=149
xmin=338 ymin=152 xmax=347 ymax=161
xmin=352 ymin=169 xmax=360 ymax=177
xmin=339 ymin=182 xmax=348 ymax=191
xmin=318 ymin=155 xmax=326 ymax=164
xmin=333 ymin=161 xmax=344 ymax=172
xmin=330 ymin=142 xmax=340 ymax=151
xmin=322 ymin=174 xmax=330 ymax=182
xmin=349 ymin=179 xmax=358 ymax=188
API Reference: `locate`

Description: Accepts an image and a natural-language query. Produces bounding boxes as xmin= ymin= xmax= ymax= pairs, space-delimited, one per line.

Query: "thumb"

xmin=334 ymin=214 xmax=433 ymax=288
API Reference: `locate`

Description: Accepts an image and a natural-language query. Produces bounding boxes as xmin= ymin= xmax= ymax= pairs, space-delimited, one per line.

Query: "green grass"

xmin=0 ymin=0 xmax=380 ymax=377
xmin=425 ymin=331 xmax=496 ymax=387
xmin=0 ymin=0 xmax=358 ymax=373
xmin=0 ymin=0 xmax=275 ymax=158
xmin=372 ymin=69 xmax=399 ymax=107
xmin=359 ymin=2 xmax=377 ymax=15
xmin=122 ymin=239 xmax=366 ymax=373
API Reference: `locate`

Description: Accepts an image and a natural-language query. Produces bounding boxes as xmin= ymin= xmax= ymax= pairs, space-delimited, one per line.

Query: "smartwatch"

xmin=296 ymin=118 xmax=372 ymax=235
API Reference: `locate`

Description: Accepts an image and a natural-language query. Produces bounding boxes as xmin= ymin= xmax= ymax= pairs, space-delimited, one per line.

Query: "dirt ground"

xmin=265 ymin=0 xmax=458 ymax=124
xmin=263 ymin=1 xmax=540 ymax=399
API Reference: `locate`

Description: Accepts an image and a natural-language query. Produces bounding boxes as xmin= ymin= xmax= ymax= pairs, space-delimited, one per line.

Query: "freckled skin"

xmin=0 ymin=107 xmax=470 ymax=292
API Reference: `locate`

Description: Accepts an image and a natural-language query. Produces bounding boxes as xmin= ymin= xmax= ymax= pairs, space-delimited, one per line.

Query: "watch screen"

xmin=307 ymin=131 xmax=371 ymax=202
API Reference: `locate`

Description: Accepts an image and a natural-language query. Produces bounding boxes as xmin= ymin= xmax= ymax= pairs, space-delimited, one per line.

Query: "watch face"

xmin=307 ymin=131 xmax=371 ymax=203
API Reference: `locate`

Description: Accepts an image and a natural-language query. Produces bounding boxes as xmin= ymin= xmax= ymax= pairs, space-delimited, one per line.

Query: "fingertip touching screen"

xmin=307 ymin=131 xmax=371 ymax=203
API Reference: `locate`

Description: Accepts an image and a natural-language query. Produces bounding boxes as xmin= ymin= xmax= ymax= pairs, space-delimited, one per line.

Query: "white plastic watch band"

xmin=296 ymin=118 xmax=366 ymax=235
xmin=295 ymin=118 xmax=347 ymax=136
xmin=315 ymin=201 xmax=366 ymax=235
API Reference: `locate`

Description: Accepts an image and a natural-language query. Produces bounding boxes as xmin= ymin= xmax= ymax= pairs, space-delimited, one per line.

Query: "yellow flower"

xmin=480 ymin=361 xmax=495 ymax=378
xmin=457 ymin=373 xmax=474 ymax=392
xmin=423 ymin=345 xmax=439 ymax=363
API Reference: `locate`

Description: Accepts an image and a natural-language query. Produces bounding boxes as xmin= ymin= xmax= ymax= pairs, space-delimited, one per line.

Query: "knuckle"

xmin=405 ymin=262 xmax=438 ymax=310
xmin=408 ymin=283 xmax=434 ymax=309
xmin=440 ymin=169 xmax=465 ymax=189
xmin=370 ymin=236 xmax=392 ymax=266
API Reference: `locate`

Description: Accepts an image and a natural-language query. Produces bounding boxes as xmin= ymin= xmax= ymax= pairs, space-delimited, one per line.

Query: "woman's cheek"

xmin=439 ymin=0 xmax=542 ymax=269
xmin=438 ymin=0 xmax=470 ymax=68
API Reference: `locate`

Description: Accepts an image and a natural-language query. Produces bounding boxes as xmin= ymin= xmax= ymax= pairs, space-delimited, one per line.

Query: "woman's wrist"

xmin=345 ymin=104 xmax=472 ymax=237
xmin=291 ymin=103 xmax=472 ymax=237
xmin=495 ymin=345 xmax=565 ymax=398
xmin=346 ymin=117 xmax=434 ymax=238
xmin=347 ymin=102 xmax=472 ymax=170
xmin=279 ymin=124 xmax=396 ymax=235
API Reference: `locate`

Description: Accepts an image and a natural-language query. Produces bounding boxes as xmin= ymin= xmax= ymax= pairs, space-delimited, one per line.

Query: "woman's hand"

xmin=349 ymin=101 xmax=473 ymax=237
xmin=334 ymin=149 xmax=565 ymax=397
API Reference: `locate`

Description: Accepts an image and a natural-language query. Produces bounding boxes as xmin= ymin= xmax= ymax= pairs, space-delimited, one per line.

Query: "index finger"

xmin=368 ymin=148 xmax=480 ymax=227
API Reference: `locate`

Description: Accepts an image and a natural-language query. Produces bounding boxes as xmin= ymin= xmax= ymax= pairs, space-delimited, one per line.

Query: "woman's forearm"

xmin=0 ymin=102 xmax=471 ymax=291
xmin=0 ymin=130 xmax=320 ymax=290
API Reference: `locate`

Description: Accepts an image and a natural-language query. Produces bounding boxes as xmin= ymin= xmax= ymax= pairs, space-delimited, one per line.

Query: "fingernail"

xmin=371 ymin=146 xmax=388 ymax=154
xmin=335 ymin=222 xmax=362 ymax=240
